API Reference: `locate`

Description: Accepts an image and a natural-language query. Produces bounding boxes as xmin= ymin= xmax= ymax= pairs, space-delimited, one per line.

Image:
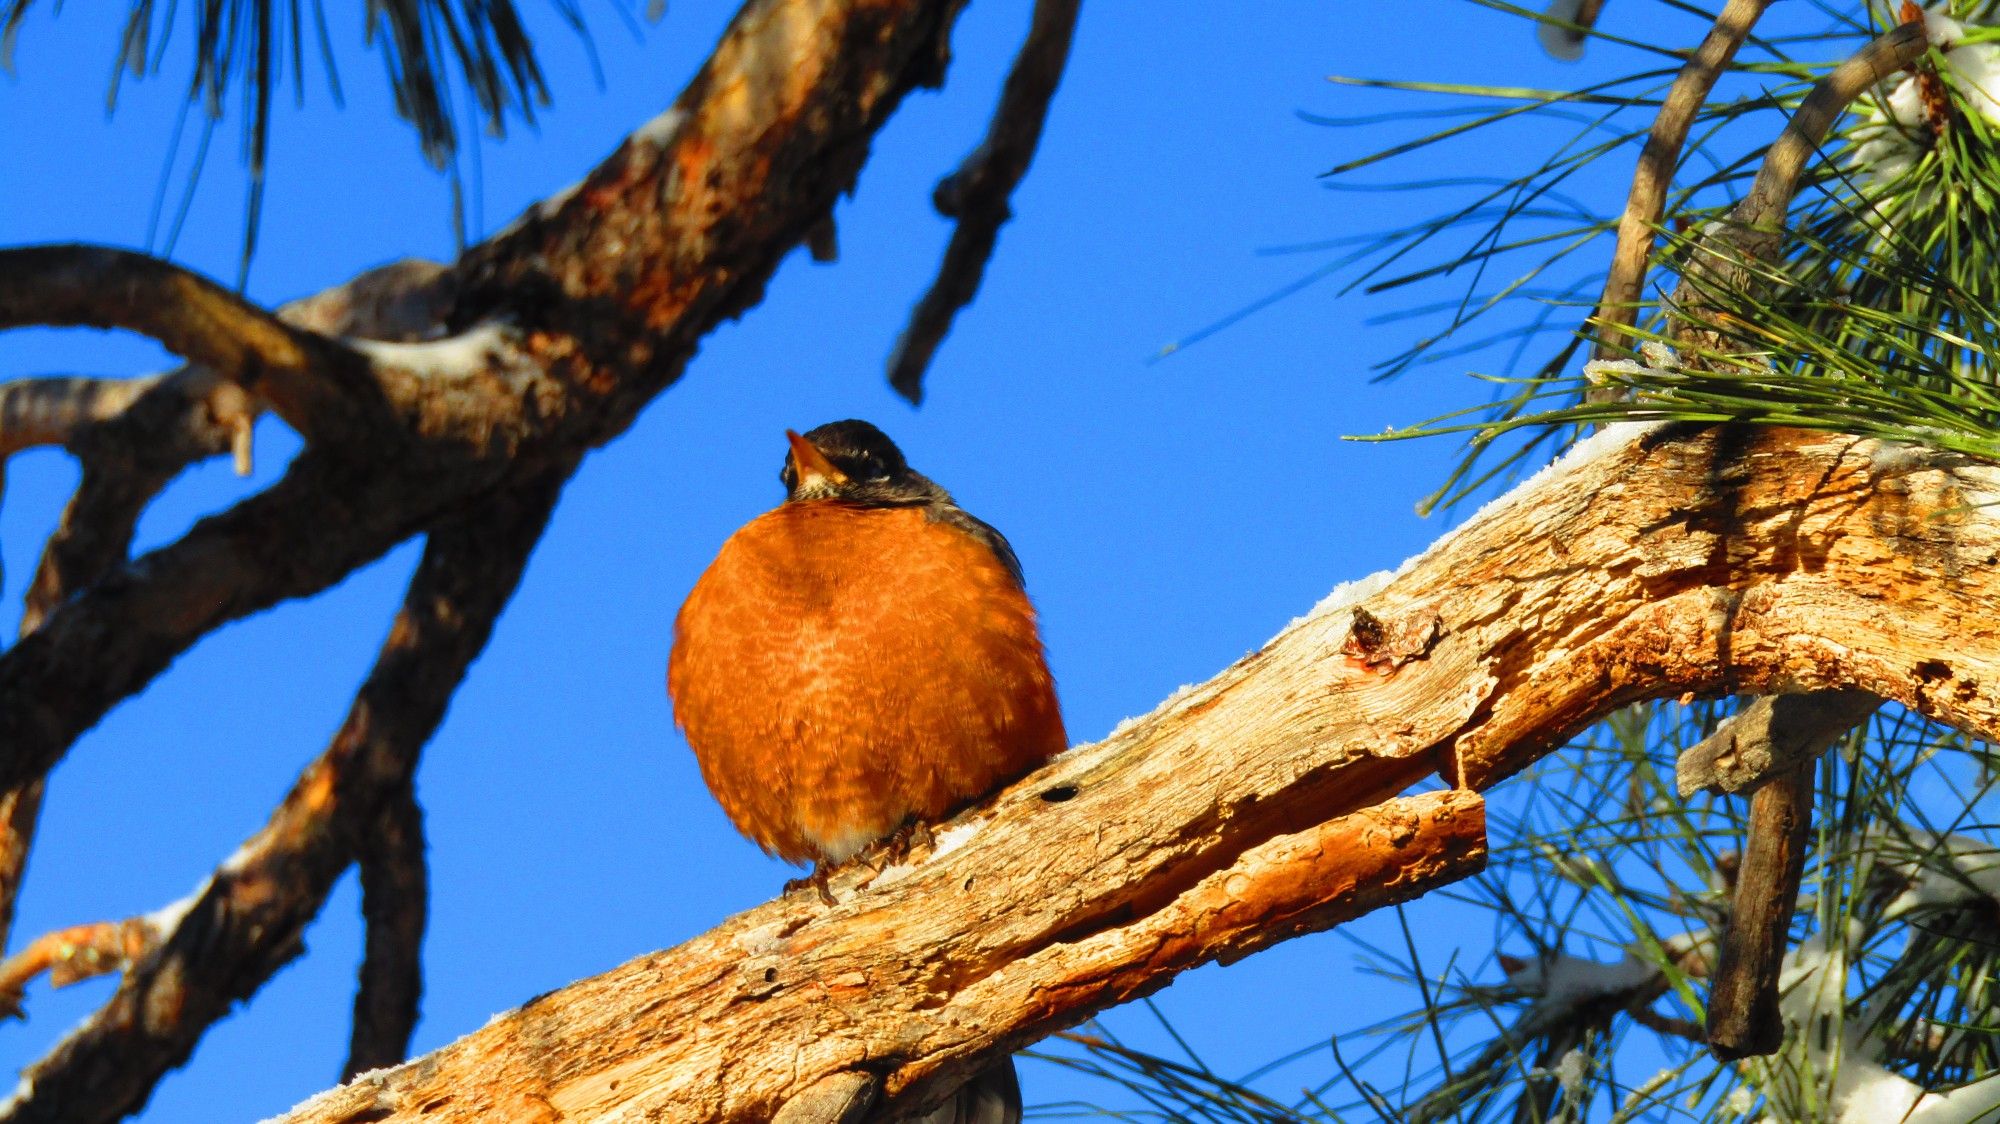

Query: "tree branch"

xmin=886 ymin=0 xmax=1081 ymax=403
xmin=345 ymin=783 xmax=429 ymax=1080
xmin=0 ymin=246 xmax=380 ymax=444
xmin=0 ymin=262 xmax=450 ymax=955
xmin=1589 ymin=0 xmax=1770 ymax=364
xmin=0 ymin=477 xmax=561 ymax=1124
xmin=266 ymin=423 xmax=2000 ymax=1123
xmin=1705 ymin=759 xmax=1813 ymax=1059
xmin=1669 ymin=20 xmax=1926 ymax=359
xmin=1676 ymin=689 xmax=1879 ymax=795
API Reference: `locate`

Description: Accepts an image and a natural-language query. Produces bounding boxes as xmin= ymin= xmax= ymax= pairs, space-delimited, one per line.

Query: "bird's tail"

xmin=914 ymin=1056 xmax=1020 ymax=1124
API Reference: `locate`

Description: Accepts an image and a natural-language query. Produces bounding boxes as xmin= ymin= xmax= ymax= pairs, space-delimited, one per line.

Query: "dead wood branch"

xmin=1706 ymin=760 xmax=1813 ymax=1059
xmin=0 ymin=260 xmax=445 ymax=951
xmin=345 ymin=784 xmax=429 ymax=1080
xmin=268 ymin=423 xmax=2000 ymax=1123
xmin=0 ymin=377 xmax=160 ymax=458
xmin=0 ymin=246 xmax=380 ymax=443
xmin=0 ymin=918 xmax=160 ymax=1019
xmin=1677 ymin=689 xmax=1879 ymax=795
xmin=886 ymin=0 xmax=1081 ymax=403
xmin=1636 ymin=27 xmax=1923 ymax=1051
xmin=0 ymin=416 xmax=201 ymax=952
xmin=0 ymin=478 xmax=561 ymax=1124
xmin=1590 ymin=0 xmax=1770 ymax=364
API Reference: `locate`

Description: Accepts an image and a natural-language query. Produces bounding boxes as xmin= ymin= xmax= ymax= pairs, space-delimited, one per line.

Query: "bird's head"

xmin=780 ymin=419 xmax=949 ymax=506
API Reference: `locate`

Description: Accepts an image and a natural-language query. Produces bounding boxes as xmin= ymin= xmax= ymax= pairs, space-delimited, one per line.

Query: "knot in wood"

xmin=1341 ymin=605 xmax=1444 ymax=671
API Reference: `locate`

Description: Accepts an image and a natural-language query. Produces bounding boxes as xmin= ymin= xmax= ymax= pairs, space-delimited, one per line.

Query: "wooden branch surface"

xmin=345 ymin=784 xmax=430 ymax=1079
xmin=271 ymin=423 xmax=2000 ymax=1123
xmin=1705 ymin=759 xmax=1813 ymax=1059
xmin=1676 ymin=689 xmax=1879 ymax=795
xmin=0 ymin=247 xmax=376 ymax=444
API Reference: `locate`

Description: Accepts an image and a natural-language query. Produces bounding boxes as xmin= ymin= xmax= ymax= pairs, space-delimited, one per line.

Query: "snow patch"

xmin=1881 ymin=831 xmax=2000 ymax=919
xmin=351 ymin=322 xmax=520 ymax=378
xmin=1505 ymin=950 xmax=1658 ymax=1006
xmin=1848 ymin=7 xmax=2000 ymax=190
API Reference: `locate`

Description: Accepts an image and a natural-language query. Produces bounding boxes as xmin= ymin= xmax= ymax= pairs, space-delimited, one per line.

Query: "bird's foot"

xmin=785 ymin=864 xmax=838 ymax=907
xmin=859 ymin=817 xmax=936 ymax=875
xmin=893 ymin=817 xmax=937 ymax=864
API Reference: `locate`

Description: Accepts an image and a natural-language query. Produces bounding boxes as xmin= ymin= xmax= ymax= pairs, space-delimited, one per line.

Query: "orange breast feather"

xmin=668 ymin=502 xmax=1065 ymax=864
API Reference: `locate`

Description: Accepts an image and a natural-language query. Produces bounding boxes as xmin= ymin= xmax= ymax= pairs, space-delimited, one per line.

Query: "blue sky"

xmin=0 ymin=1 xmax=1661 ymax=1117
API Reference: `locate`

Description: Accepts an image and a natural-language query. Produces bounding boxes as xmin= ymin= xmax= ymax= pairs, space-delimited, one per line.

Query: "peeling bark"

xmin=268 ymin=424 xmax=2000 ymax=1123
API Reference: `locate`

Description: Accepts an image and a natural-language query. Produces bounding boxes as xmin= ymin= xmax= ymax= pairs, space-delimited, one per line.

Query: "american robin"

xmin=668 ymin=419 xmax=1066 ymax=1124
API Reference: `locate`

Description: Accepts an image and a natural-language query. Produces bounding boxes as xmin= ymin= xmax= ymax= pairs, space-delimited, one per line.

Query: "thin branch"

xmin=0 ymin=376 xmax=160 ymax=459
xmin=0 ymin=483 xmax=157 ymax=955
xmin=345 ymin=783 xmax=429 ymax=1080
xmin=0 ymin=917 xmax=161 ymax=1017
xmin=885 ymin=0 xmax=1081 ymax=403
xmin=0 ymin=246 xmax=381 ymax=443
xmin=1668 ymin=19 xmax=1927 ymax=354
xmin=1676 ymin=689 xmax=1879 ymax=796
xmin=0 ymin=787 xmax=41 ymax=963
xmin=1590 ymin=0 xmax=1771 ymax=364
xmin=0 ymin=476 xmax=562 ymax=1124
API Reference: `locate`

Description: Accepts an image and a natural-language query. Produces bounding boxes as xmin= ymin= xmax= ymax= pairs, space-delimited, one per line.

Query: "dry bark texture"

xmin=267 ymin=423 xmax=2000 ymax=1123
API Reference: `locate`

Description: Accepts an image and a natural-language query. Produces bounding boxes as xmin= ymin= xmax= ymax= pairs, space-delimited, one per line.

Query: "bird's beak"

xmin=785 ymin=430 xmax=849 ymax=488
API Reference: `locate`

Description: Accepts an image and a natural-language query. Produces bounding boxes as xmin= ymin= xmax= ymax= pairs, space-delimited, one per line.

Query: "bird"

xmin=667 ymin=419 xmax=1066 ymax=1124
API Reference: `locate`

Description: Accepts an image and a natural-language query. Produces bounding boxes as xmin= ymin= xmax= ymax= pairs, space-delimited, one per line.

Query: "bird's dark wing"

xmin=925 ymin=503 xmax=1027 ymax=589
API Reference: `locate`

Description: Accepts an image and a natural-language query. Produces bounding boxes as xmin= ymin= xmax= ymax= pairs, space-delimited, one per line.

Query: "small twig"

xmin=0 ymin=376 xmax=159 ymax=459
xmin=0 ymin=917 xmax=161 ymax=1018
xmin=1590 ymin=0 xmax=1772 ymax=366
xmin=0 ymin=245 xmax=380 ymax=443
xmin=1706 ymin=760 xmax=1814 ymax=1060
xmin=1677 ymin=690 xmax=1879 ymax=796
xmin=885 ymin=0 xmax=1081 ymax=403
xmin=345 ymin=783 xmax=430 ymax=1080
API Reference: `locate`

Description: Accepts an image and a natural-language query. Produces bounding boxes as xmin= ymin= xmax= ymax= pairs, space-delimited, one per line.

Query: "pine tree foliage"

xmin=1045 ymin=2 xmax=2000 ymax=1120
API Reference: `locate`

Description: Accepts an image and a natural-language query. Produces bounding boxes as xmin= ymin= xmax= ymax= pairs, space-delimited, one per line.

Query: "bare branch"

xmin=1677 ymin=689 xmax=1879 ymax=796
xmin=345 ymin=784 xmax=429 ymax=1080
xmin=886 ymin=0 xmax=1081 ymax=403
xmin=0 ymin=246 xmax=381 ymax=443
xmin=1706 ymin=760 xmax=1813 ymax=1059
xmin=0 ymin=786 xmax=42 ymax=960
xmin=0 ymin=917 xmax=160 ymax=1018
xmin=0 ymin=422 xmax=202 ymax=953
xmin=0 ymin=477 xmax=561 ymax=1124
xmin=1669 ymin=20 xmax=1927 ymax=356
xmin=1590 ymin=0 xmax=1771 ymax=363
xmin=269 ymin=425 xmax=2000 ymax=1123
xmin=452 ymin=0 xmax=969 ymax=437
xmin=0 ymin=376 xmax=159 ymax=459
